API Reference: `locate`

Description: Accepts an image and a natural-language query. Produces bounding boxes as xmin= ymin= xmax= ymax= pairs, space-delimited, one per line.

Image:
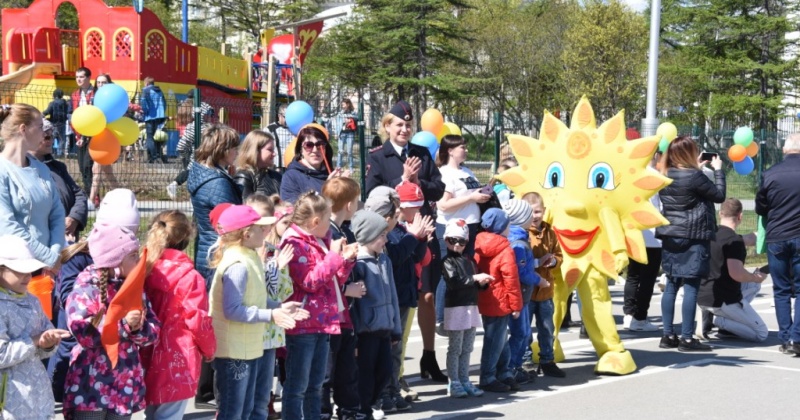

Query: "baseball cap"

xmin=0 ymin=235 xmax=48 ymax=273
xmin=217 ymin=205 xmax=277 ymax=235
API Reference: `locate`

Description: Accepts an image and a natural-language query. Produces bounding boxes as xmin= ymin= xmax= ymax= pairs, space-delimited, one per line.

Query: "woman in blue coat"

xmin=279 ymin=125 xmax=335 ymax=203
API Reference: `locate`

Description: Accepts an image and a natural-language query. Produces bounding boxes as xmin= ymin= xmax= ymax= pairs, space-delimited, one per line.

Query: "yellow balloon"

xmin=107 ymin=117 xmax=139 ymax=146
xmin=656 ymin=122 xmax=678 ymax=142
xmin=71 ymin=105 xmax=107 ymax=137
xmin=437 ymin=122 xmax=462 ymax=142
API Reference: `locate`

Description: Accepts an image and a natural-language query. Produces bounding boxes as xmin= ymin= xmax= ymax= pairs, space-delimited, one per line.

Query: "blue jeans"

xmin=528 ymin=299 xmax=556 ymax=363
xmin=767 ymin=239 xmax=800 ymax=344
xmin=214 ymin=356 xmax=260 ymax=420
xmin=479 ymin=314 xmax=512 ymax=385
xmin=283 ymin=333 xmax=330 ymax=420
xmin=661 ymin=276 xmax=701 ymax=340
xmin=252 ymin=349 xmax=276 ymax=420
xmin=146 ymin=118 xmax=166 ymax=163
xmin=336 ymin=132 xmax=355 ymax=171
xmin=508 ymin=284 xmax=534 ymax=368
xmin=144 ymin=399 xmax=189 ymax=420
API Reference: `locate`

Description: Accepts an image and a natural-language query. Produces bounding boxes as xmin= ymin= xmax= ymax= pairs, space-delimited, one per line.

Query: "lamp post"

xmin=642 ymin=0 xmax=662 ymax=137
xmin=182 ymin=0 xmax=188 ymax=43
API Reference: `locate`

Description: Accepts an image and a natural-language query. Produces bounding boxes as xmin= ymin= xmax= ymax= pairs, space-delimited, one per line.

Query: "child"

xmin=280 ymin=191 xmax=358 ymax=420
xmin=0 ymin=235 xmax=70 ymax=419
xmin=208 ymin=205 xmax=307 ymax=420
xmin=522 ymin=192 xmax=565 ymax=377
xmin=141 ymin=210 xmax=216 ymax=419
xmin=492 ymin=157 xmax=518 ymax=206
xmin=474 ymin=208 xmax=523 ymax=393
xmin=441 ymin=220 xmax=492 ymax=398
xmin=63 ymin=225 xmax=161 ymax=419
xmin=320 ymin=178 xmax=366 ymax=420
xmin=350 ymin=210 xmax=403 ymax=419
xmin=504 ymin=199 xmax=542 ymax=384
xmin=245 ymin=193 xmax=297 ymax=419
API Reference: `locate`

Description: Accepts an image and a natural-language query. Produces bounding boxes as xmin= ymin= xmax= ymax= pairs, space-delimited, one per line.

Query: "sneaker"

xmin=512 ymin=367 xmax=531 ymax=385
xmin=194 ymin=398 xmax=216 ymax=410
xmin=579 ymin=325 xmax=589 ymax=339
xmin=539 ymin=362 xmax=566 ymax=378
xmin=436 ymin=322 xmax=447 ymax=337
xmin=372 ymin=407 xmax=385 ymax=420
xmin=167 ymin=181 xmax=178 ymax=200
xmin=678 ymin=338 xmax=712 ymax=352
xmin=622 ymin=314 xmax=633 ymax=330
xmin=522 ymin=360 xmax=537 ymax=372
xmin=480 ymin=380 xmax=510 ymax=393
xmin=501 ymin=376 xmax=520 ymax=392
xmin=379 ymin=396 xmax=396 ymax=413
xmin=447 ymin=380 xmax=468 ymax=398
xmin=462 ymin=381 xmax=484 ymax=397
xmin=659 ymin=334 xmax=679 ymax=349
xmin=393 ymin=394 xmax=411 ymax=411
xmin=779 ymin=343 xmax=800 ymax=355
xmin=629 ymin=319 xmax=660 ymax=332
xmin=399 ymin=377 xmax=418 ymax=402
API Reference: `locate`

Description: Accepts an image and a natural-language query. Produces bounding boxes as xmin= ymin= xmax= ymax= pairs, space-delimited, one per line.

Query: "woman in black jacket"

xmin=656 ymin=136 xmax=725 ymax=351
xmin=234 ymin=129 xmax=282 ymax=200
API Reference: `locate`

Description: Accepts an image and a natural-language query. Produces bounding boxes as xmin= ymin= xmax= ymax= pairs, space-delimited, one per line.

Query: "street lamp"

xmin=642 ymin=0 xmax=661 ymax=137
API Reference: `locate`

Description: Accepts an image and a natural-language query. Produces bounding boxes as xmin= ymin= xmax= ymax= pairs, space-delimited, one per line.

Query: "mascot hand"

xmin=614 ymin=251 xmax=629 ymax=274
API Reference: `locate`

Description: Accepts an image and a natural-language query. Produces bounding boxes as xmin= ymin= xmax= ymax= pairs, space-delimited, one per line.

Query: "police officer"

xmin=365 ymin=100 xmax=449 ymax=385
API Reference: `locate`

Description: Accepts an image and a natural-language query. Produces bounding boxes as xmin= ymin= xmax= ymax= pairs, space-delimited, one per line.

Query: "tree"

xmin=660 ymin=0 xmax=800 ymax=129
xmin=197 ymin=0 xmax=322 ymax=45
xmin=561 ymin=0 xmax=649 ymax=121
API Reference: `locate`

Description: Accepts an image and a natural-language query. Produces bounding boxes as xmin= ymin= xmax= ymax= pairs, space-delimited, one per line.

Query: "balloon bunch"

xmin=727 ymin=127 xmax=758 ymax=175
xmin=282 ymin=100 xmax=332 ymax=171
xmin=413 ymin=109 xmax=462 ymax=159
xmin=656 ymin=122 xmax=678 ymax=153
xmin=71 ymin=84 xmax=139 ymax=165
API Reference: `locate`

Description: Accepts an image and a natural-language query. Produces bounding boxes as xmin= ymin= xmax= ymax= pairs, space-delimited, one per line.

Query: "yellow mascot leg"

xmin=533 ymin=271 xmax=570 ymax=364
xmin=577 ymin=269 xmax=636 ymax=375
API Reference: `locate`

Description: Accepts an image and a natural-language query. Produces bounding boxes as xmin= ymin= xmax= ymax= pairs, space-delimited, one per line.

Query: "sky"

xmin=622 ymin=0 xmax=650 ymax=12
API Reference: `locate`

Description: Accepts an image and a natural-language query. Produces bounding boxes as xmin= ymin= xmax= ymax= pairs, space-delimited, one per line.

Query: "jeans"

xmin=146 ymin=118 xmax=167 ymax=163
xmin=435 ymin=222 xmax=479 ymax=323
xmin=213 ymin=357 xmax=260 ymax=420
xmin=661 ymin=276 xmax=701 ymax=340
xmin=283 ymin=333 xmax=330 ymax=420
xmin=143 ymin=399 xmax=189 ymax=420
xmin=508 ymin=284 xmax=534 ymax=368
xmin=336 ymin=131 xmax=355 ymax=171
xmin=356 ymin=332 xmax=392 ymax=417
xmin=767 ymin=238 xmax=800 ymax=343
xmin=623 ymin=247 xmax=662 ymax=320
xmin=702 ymin=300 xmax=768 ymax=342
xmin=528 ymin=299 xmax=556 ymax=363
xmin=479 ymin=314 xmax=511 ymax=385
xmin=322 ymin=329 xmax=360 ymax=417
xmin=252 ymin=350 xmax=276 ymax=420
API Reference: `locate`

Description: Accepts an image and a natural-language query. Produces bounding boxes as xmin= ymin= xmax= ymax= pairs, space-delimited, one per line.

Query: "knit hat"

xmin=364 ymin=186 xmax=399 ymax=217
xmin=481 ymin=208 xmax=509 ymax=234
xmin=217 ymin=205 xmax=277 ymax=235
xmin=87 ymin=225 xmax=140 ymax=269
xmin=444 ymin=219 xmax=468 ymax=240
xmin=395 ymin=181 xmax=424 ymax=208
xmin=351 ymin=210 xmax=388 ymax=245
xmin=503 ymin=199 xmax=533 ymax=226
xmin=209 ymin=203 xmax=234 ymax=234
xmin=95 ymin=189 xmax=140 ymax=233
xmin=388 ymin=100 xmax=413 ymax=121
xmin=0 ymin=235 xmax=47 ymax=273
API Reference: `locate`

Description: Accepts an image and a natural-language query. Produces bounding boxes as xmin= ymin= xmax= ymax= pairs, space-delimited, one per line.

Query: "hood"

xmin=147 ymin=249 xmax=196 ymax=292
xmin=187 ymin=162 xmax=230 ymax=195
xmin=474 ymin=231 xmax=510 ymax=258
xmin=508 ymin=225 xmax=529 ymax=242
xmin=357 ymin=249 xmax=379 ymax=262
xmin=286 ymin=160 xmax=329 ymax=180
xmin=148 ymin=85 xmax=164 ymax=95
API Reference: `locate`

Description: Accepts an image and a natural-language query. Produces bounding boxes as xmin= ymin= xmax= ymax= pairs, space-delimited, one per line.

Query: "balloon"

xmin=71 ymin=105 xmax=107 ymax=137
xmin=412 ymin=131 xmax=439 ymax=159
xmin=285 ymin=101 xmax=314 ymax=135
xmin=284 ymin=137 xmax=298 ymax=165
xmin=727 ymin=145 xmax=747 ymax=162
xmin=107 ymin=117 xmax=139 ymax=146
xmin=420 ymin=109 xmax=444 ymax=136
xmin=656 ymin=122 xmax=678 ymax=142
xmin=301 ymin=123 xmax=330 ymax=141
xmin=88 ymin=129 xmax=121 ymax=165
xmin=437 ymin=122 xmax=462 ymax=141
xmin=746 ymin=141 xmax=759 ymax=158
xmin=733 ymin=156 xmax=754 ymax=175
xmin=733 ymin=126 xmax=754 ymax=147
xmin=154 ymin=130 xmax=168 ymax=142
xmin=93 ymin=84 xmax=130 ymax=123
xmin=658 ymin=137 xmax=670 ymax=153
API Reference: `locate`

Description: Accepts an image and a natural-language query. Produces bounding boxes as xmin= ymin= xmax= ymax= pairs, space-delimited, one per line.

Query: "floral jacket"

xmin=264 ymin=257 xmax=293 ymax=349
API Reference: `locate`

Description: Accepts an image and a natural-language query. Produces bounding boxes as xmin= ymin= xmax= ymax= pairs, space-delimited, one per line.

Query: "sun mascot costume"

xmin=496 ymin=97 xmax=671 ymax=375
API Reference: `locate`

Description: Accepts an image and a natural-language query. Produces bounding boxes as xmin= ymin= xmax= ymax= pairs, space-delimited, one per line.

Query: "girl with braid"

xmin=63 ymin=225 xmax=160 ymax=420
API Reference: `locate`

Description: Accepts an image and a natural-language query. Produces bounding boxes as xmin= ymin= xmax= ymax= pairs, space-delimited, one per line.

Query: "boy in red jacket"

xmin=474 ymin=208 xmax=523 ymax=392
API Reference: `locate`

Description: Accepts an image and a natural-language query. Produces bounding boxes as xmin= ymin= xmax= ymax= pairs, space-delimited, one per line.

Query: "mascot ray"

xmin=497 ymin=97 xmax=671 ymax=375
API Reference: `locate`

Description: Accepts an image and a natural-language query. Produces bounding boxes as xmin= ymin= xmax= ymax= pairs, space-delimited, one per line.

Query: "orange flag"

xmin=101 ymin=247 xmax=148 ymax=368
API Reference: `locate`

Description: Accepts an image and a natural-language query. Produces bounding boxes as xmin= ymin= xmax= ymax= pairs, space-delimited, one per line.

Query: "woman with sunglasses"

xmin=279 ymin=125 xmax=339 ymax=204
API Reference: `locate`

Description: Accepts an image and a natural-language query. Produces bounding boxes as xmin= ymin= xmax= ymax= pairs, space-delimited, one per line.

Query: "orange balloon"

xmin=421 ymin=109 xmax=444 ymax=136
xmin=88 ymin=129 xmax=121 ymax=165
xmin=746 ymin=141 xmax=759 ymax=158
xmin=283 ymin=137 xmax=297 ymax=166
xmin=727 ymin=145 xmax=747 ymax=163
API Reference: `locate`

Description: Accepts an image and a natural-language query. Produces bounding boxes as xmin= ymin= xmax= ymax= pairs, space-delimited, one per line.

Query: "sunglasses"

xmin=302 ymin=141 xmax=326 ymax=151
xmin=446 ymin=237 xmax=467 ymax=246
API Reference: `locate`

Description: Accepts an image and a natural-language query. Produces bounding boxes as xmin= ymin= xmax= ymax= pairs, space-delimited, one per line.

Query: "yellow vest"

xmin=209 ymin=246 xmax=267 ymax=360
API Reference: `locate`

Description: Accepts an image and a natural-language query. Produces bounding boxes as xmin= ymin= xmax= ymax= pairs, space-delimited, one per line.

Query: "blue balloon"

xmin=733 ymin=155 xmax=754 ymax=175
xmin=93 ymin=84 xmax=130 ymax=123
xmin=412 ymin=131 xmax=439 ymax=158
xmin=285 ymin=101 xmax=314 ymax=135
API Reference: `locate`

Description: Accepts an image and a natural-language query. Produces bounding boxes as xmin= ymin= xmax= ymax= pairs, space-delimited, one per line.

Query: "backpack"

xmin=344 ymin=117 xmax=356 ymax=132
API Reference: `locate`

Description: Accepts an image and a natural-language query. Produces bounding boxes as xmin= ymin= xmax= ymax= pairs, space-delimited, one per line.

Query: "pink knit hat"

xmin=88 ymin=225 xmax=140 ymax=268
xmin=96 ymin=189 xmax=140 ymax=233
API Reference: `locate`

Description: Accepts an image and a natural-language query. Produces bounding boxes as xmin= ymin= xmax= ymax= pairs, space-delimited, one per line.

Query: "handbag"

xmin=477 ymin=184 xmax=502 ymax=215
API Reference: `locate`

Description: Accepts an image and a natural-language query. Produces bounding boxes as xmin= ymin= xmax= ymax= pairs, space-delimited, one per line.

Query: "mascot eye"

xmin=587 ymin=163 xmax=615 ymax=190
xmin=543 ymin=162 xmax=565 ymax=189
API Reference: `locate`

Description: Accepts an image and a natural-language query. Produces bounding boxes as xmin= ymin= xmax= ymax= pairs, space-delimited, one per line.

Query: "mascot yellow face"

xmin=497 ymin=97 xmax=671 ymax=286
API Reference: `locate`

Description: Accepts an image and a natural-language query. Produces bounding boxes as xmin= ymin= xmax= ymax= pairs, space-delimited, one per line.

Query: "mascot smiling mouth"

xmin=553 ymin=227 xmax=599 ymax=255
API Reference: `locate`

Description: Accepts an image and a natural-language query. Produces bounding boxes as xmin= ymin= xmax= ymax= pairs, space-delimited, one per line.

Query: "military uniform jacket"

xmin=365 ymin=141 xmax=445 ymax=217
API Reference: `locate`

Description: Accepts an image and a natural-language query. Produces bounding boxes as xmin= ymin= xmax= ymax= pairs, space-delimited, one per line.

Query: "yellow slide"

xmin=0 ymin=62 xmax=61 ymax=103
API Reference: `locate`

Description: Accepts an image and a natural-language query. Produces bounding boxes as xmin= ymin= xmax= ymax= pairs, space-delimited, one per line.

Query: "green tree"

xmin=660 ymin=0 xmax=800 ymax=129
xmin=197 ymin=0 xmax=322 ymax=44
xmin=561 ymin=0 xmax=649 ymax=120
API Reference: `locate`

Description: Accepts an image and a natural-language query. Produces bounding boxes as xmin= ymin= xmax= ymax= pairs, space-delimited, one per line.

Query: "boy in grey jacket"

xmin=351 ymin=210 xmax=402 ymax=419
